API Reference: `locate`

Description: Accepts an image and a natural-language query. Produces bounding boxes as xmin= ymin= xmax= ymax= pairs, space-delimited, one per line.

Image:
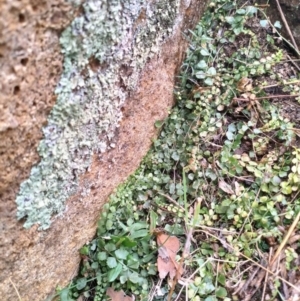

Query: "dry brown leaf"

xmin=106 ymin=287 xmax=133 ymax=301
xmin=219 ymin=179 xmax=234 ymax=195
xmin=236 ymin=78 xmax=253 ymax=92
xmin=234 ymin=181 xmax=242 ymax=196
xmin=156 ymin=233 xmax=181 ymax=279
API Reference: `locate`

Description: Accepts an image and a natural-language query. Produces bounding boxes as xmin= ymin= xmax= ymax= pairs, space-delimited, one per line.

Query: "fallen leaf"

xmin=219 ymin=179 xmax=234 ymax=195
xmin=236 ymin=77 xmax=253 ymax=92
xmin=234 ymin=181 xmax=242 ymax=196
xmin=106 ymin=287 xmax=133 ymax=301
xmin=156 ymin=233 xmax=182 ymax=279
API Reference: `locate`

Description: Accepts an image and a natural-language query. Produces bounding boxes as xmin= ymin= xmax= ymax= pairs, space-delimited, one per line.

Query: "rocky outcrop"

xmin=0 ymin=0 xmax=208 ymax=300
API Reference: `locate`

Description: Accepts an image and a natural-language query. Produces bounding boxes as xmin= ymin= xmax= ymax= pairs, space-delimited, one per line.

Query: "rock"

xmin=0 ymin=0 xmax=208 ymax=300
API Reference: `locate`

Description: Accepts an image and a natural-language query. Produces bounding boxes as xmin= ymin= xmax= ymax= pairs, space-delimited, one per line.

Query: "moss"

xmin=16 ymin=0 xmax=179 ymax=230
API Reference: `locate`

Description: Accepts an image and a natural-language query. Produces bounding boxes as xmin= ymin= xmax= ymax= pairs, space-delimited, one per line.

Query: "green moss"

xmin=16 ymin=0 xmax=179 ymax=230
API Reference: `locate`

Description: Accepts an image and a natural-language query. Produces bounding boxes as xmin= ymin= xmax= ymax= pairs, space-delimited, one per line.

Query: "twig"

xmin=9 ymin=278 xmax=22 ymax=301
xmin=287 ymin=54 xmax=300 ymax=72
xmin=148 ymin=279 xmax=163 ymax=301
xmin=194 ymin=224 xmax=237 ymax=234
xmin=172 ymin=284 xmax=185 ymax=301
xmin=261 ymin=248 xmax=273 ymax=301
xmin=234 ymin=265 xmax=260 ymax=295
xmin=158 ymin=192 xmax=185 ymax=211
xmin=259 ymin=80 xmax=300 ymax=90
xmin=233 ymin=94 xmax=300 ymax=102
xmin=270 ymin=211 xmax=300 ymax=266
xmin=274 ymin=0 xmax=299 ymax=51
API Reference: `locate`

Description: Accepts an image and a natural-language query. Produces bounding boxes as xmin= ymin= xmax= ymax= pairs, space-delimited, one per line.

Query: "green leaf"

xmin=207 ymin=67 xmax=216 ymax=76
xmin=142 ymin=253 xmax=154 ymax=263
xmin=130 ymin=229 xmax=149 ymax=239
xmin=96 ymin=272 xmax=102 ymax=284
xmin=204 ymin=296 xmax=217 ymax=301
xmin=129 ymin=272 xmax=141 ymax=284
xmin=59 ymin=288 xmax=71 ymax=301
xmin=106 ymin=220 xmax=113 ymax=230
xmin=228 ymin=123 xmax=236 ymax=132
xmin=127 ymin=257 xmax=140 ymax=269
xmin=204 ymin=77 xmax=214 ymax=86
xmin=83 ymin=291 xmax=90 ymax=298
xmin=115 ymin=249 xmax=129 ymax=260
xmin=79 ymin=246 xmax=89 ymax=255
xmin=91 ymin=262 xmax=99 ymax=269
xmin=107 ymin=257 xmax=117 ymax=268
xmin=155 ymin=120 xmax=164 ymax=128
xmin=120 ymin=237 xmax=137 ymax=248
xmin=245 ymin=6 xmax=258 ymax=15
xmin=120 ymin=274 xmax=128 ymax=284
xmin=236 ymin=8 xmax=246 ymax=14
xmin=225 ymin=16 xmax=235 ymax=24
xmin=217 ymin=274 xmax=226 ymax=286
xmin=107 ymin=263 xmax=122 ymax=282
xmin=272 ymin=175 xmax=281 ymax=186
xmin=97 ymin=251 xmax=107 ymax=261
xmin=196 ymin=60 xmax=207 ymax=69
xmin=260 ymin=20 xmax=268 ymax=27
xmin=76 ymin=278 xmax=87 ymax=290
xmin=149 ymin=210 xmax=158 ymax=232
xmin=172 ymin=152 xmax=180 ymax=161
xmin=104 ymin=243 xmax=116 ymax=252
xmin=216 ymin=287 xmax=227 ymax=298
xmin=200 ymin=48 xmax=210 ymax=56
xmin=131 ymin=222 xmax=148 ymax=231
xmin=274 ymin=20 xmax=282 ymax=28
xmin=195 ymin=70 xmax=206 ymax=79
xmin=226 ymin=131 xmax=234 ymax=140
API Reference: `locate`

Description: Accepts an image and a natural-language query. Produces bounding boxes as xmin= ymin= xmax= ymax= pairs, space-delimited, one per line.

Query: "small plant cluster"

xmin=59 ymin=0 xmax=300 ymax=300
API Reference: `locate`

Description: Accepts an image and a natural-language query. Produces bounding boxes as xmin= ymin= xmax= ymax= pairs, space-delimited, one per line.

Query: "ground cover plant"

xmin=58 ymin=0 xmax=300 ymax=300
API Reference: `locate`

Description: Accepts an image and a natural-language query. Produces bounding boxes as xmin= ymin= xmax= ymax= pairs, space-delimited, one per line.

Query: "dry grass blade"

xmin=158 ymin=192 xmax=185 ymax=212
xmin=270 ymin=211 xmax=300 ymax=266
xmin=287 ymin=54 xmax=300 ymax=72
xmin=261 ymin=248 xmax=272 ymax=301
xmin=233 ymin=94 xmax=300 ymax=101
xmin=147 ymin=279 xmax=163 ymax=301
xmin=274 ymin=0 xmax=299 ymax=51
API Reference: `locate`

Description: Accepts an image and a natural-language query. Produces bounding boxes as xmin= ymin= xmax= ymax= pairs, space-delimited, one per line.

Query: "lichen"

xmin=16 ymin=0 xmax=180 ymax=230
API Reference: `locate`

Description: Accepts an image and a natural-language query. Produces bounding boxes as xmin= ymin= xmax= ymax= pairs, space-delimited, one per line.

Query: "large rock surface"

xmin=0 ymin=0 xmax=208 ymax=300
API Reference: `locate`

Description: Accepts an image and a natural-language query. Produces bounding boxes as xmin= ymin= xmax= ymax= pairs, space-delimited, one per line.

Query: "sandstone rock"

xmin=0 ymin=0 xmax=208 ymax=300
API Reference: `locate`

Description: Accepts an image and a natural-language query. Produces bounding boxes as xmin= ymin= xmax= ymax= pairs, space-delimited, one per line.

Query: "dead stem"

xmin=261 ymin=248 xmax=273 ymax=301
xmin=274 ymin=0 xmax=299 ymax=51
xmin=270 ymin=211 xmax=300 ymax=266
xmin=233 ymin=94 xmax=300 ymax=102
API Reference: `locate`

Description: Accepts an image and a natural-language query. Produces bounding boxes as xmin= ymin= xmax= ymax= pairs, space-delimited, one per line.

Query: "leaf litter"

xmin=156 ymin=233 xmax=182 ymax=280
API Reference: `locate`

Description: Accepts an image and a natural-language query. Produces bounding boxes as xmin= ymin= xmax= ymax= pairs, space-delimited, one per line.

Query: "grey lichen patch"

xmin=16 ymin=0 xmax=179 ymax=230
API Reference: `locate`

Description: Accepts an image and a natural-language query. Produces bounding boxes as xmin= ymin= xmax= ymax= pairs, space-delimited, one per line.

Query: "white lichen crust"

xmin=16 ymin=0 xmax=179 ymax=229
